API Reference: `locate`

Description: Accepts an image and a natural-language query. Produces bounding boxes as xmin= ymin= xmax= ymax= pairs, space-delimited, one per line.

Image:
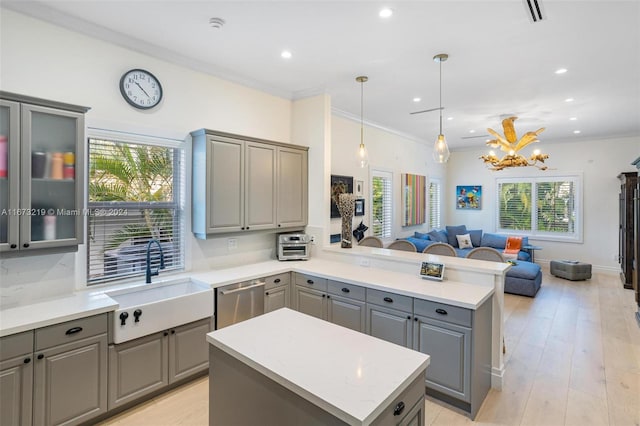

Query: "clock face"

xmin=119 ymin=69 xmax=163 ymax=109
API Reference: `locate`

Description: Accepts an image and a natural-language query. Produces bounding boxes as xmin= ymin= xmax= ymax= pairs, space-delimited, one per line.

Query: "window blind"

xmin=87 ymin=138 xmax=185 ymax=285
xmin=429 ymin=179 xmax=441 ymax=229
xmin=371 ymin=171 xmax=392 ymax=238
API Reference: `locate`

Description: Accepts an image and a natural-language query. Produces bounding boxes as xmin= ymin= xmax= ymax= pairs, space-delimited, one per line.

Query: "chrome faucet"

xmin=145 ymin=239 xmax=165 ymax=284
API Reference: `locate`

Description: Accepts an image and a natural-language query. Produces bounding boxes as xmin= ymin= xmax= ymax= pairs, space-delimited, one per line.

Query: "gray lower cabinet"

xmin=264 ymin=273 xmax=291 ymax=313
xmin=33 ymin=314 xmax=108 ymax=426
xmin=413 ymin=298 xmax=492 ymax=419
xmin=398 ymin=399 xmax=425 ymax=426
xmin=292 ymin=273 xmax=328 ymax=320
xmin=108 ymin=317 xmax=211 ymax=410
xmin=0 ymin=331 xmax=34 ymax=426
xmin=366 ymin=289 xmax=413 ymax=349
xmin=327 ymin=280 xmax=366 ymax=333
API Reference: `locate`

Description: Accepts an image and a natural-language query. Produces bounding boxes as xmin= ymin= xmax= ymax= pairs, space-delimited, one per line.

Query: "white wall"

xmin=330 ymin=115 xmax=446 ymax=242
xmin=446 ymin=136 xmax=640 ymax=271
xmin=0 ymin=10 xmax=294 ymax=307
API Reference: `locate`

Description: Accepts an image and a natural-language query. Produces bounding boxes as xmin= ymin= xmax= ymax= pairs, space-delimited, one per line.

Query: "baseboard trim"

xmin=491 ymin=366 xmax=504 ymax=390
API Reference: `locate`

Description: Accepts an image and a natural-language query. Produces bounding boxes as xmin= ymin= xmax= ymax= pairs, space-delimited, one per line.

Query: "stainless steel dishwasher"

xmin=215 ymin=279 xmax=265 ymax=329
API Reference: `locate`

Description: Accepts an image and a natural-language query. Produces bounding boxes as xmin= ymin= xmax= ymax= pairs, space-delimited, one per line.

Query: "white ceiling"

xmin=4 ymin=0 xmax=640 ymax=151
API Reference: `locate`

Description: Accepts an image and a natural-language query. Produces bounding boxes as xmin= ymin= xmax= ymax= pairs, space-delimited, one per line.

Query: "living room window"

xmin=87 ymin=135 xmax=185 ymax=285
xmin=371 ymin=170 xmax=392 ymax=239
xmin=429 ymin=178 xmax=442 ymax=229
xmin=496 ymin=175 xmax=582 ymax=242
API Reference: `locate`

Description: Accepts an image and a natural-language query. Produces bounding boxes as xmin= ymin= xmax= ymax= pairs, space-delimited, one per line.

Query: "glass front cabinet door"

xmin=0 ymin=92 xmax=89 ymax=254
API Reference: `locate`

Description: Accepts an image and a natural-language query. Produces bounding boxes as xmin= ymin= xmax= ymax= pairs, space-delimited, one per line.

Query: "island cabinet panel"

xmin=29 ymin=314 xmax=107 ymax=426
xmin=264 ymin=273 xmax=291 ymax=313
xmin=0 ymin=331 xmax=34 ymax=426
xmin=369 ymin=374 xmax=425 ymax=426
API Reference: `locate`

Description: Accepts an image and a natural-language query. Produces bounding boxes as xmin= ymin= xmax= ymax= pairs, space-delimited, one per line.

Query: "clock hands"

xmin=134 ymin=81 xmax=151 ymax=99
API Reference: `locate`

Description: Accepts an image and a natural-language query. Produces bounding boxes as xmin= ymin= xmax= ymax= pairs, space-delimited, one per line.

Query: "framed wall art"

xmin=401 ymin=173 xmax=426 ymax=226
xmin=331 ymin=174 xmax=353 ymax=218
xmin=355 ymin=179 xmax=364 ymax=197
xmin=456 ymin=185 xmax=482 ymax=210
xmin=354 ymin=199 xmax=365 ymax=216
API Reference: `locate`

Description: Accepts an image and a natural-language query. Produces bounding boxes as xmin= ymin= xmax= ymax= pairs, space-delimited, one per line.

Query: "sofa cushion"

xmin=406 ymin=237 xmax=436 ymax=252
xmin=427 ymin=229 xmax=448 ymax=243
xmin=446 ymin=225 xmax=468 ymax=248
xmin=468 ymin=229 xmax=483 ymax=247
xmin=456 ymin=233 xmax=473 ymax=249
xmin=481 ymin=232 xmax=507 ymax=249
xmin=413 ymin=232 xmax=431 ymax=240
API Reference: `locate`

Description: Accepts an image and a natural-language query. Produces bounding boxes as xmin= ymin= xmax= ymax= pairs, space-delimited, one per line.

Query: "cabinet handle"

xmin=307 ymin=279 xmax=314 ymax=284
xmin=341 ymin=287 xmax=350 ymax=293
xmin=241 ymin=227 xmax=245 ymax=230
xmin=23 ymin=243 xmax=30 ymax=248
xmin=119 ymin=312 xmax=129 ymax=326
xmin=278 ymin=224 xmax=281 ymax=227
xmin=393 ymin=401 xmax=406 ymax=416
xmin=164 ymin=332 xmax=169 ymax=336
xmin=246 ymin=227 xmax=250 ymax=230
xmin=24 ymin=357 xmax=31 ymax=364
xmin=274 ymin=278 xmax=281 ymax=283
xmin=65 ymin=326 xmax=83 ymax=335
xmin=171 ymin=330 xmax=175 ymax=334
xmin=265 ymin=291 xmax=270 ymax=295
xmin=414 ymin=317 xmax=418 ymax=321
xmin=37 ymin=354 xmax=44 ymax=360
xmin=435 ymin=308 xmax=448 ymax=315
xmin=327 ymin=295 xmax=331 ymax=299
xmin=383 ymin=297 xmax=393 ymax=303
xmin=407 ymin=315 xmax=411 ymax=320
xmin=322 ymin=294 xmax=326 ymax=298
xmin=10 ymin=244 xmax=17 ymax=249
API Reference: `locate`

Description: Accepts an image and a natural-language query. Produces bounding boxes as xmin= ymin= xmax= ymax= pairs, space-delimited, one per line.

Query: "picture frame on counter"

xmin=420 ymin=261 xmax=445 ymax=281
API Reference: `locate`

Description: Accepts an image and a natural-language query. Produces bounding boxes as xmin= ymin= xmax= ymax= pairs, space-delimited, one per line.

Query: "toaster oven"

xmin=277 ymin=233 xmax=310 ymax=260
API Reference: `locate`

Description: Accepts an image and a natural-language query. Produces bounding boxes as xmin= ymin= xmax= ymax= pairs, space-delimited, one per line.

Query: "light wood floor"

xmin=98 ymin=269 xmax=640 ymax=426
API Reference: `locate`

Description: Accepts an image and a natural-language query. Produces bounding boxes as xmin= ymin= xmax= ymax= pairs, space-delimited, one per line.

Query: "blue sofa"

xmin=405 ymin=226 xmax=541 ymax=297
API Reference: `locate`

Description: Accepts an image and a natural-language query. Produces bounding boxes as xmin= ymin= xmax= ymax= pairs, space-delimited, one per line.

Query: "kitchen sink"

xmin=107 ymin=278 xmax=214 ymax=343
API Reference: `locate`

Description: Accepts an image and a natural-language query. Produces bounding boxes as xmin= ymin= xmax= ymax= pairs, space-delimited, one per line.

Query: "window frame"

xmin=86 ymin=132 xmax=185 ymax=286
xmin=429 ymin=177 xmax=442 ymax=230
xmin=370 ymin=168 xmax=393 ymax=241
xmin=495 ymin=174 xmax=583 ymax=243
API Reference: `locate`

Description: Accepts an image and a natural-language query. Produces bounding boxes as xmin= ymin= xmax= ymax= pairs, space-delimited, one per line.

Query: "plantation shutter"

xmin=371 ymin=170 xmax=392 ymax=239
xmin=497 ymin=181 xmax=533 ymax=231
xmin=87 ymin=137 xmax=185 ymax=285
xmin=429 ymin=179 xmax=441 ymax=229
xmin=535 ymin=179 xmax=576 ymax=234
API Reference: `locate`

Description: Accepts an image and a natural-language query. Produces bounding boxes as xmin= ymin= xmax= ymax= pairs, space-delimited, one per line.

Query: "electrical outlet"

xmin=227 ymin=238 xmax=238 ymax=251
xmin=309 ymin=235 xmax=316 ymax=244
xmin=359 ymin=258 xmax=370 ymax=267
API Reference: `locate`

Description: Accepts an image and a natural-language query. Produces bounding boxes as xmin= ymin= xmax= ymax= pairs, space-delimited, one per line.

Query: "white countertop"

xmin=207 ymin=308 xmax=430 ymax=426
xmin=1 ymin=255 xmax=496 ymax=337
xmin=192 ymin=258 xmax=495 ymax=310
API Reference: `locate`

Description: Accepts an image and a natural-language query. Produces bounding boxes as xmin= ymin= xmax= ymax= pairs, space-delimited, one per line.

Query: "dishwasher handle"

xmin=219 ymin=281 xmax=266 ymax=295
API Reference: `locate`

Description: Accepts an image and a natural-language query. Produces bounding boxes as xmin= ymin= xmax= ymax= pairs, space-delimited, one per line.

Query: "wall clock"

xmin=119 ymin=69 xmax=163 ymax=110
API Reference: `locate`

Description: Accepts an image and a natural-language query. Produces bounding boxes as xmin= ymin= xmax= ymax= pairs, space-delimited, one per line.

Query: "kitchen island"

xmin=206 ymin=308 xmax=430 ymax=426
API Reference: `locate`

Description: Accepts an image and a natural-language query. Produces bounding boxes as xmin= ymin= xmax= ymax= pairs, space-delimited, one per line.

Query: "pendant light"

xmin=356 ymin=76 xmax=369 ymax=168
xmin=433 ymin=54 xmax=450 ymax=164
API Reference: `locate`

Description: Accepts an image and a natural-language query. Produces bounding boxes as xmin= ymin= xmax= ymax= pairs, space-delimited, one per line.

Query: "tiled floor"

xmin=99 ymin=269 xmax=640 ymax=426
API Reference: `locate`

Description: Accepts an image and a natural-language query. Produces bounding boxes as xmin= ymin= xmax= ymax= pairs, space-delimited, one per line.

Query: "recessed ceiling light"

xmin=569 ymin=117 xmax=577 ymax=121
xmin=573 ymin=130 xmax=581 ymax=134
xmin=447 ymin=117 xmax=454 ymax=121
xmin=379 ymin=8 xmax=393 ymax=18
xmin=281 ymin=50 xmax=292 ymax=59
xmin=413 ymin=97 xmax=421 ymax=103
xmin=565 ymin=98 xmax=574 ymax=102
xmin=469 ymin=129 xmax=476 ymax=133
xmin=555 ymin=68 xmax=568 ymax=74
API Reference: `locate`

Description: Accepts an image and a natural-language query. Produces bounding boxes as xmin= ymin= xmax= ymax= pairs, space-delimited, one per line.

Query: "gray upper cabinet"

xmin=191 ymin=129 xmax=308 ymax=238
xmin=0 ymin=92 xmax=89 ymax=255
xmin=276 ymin=147 xmax=308 ymax=229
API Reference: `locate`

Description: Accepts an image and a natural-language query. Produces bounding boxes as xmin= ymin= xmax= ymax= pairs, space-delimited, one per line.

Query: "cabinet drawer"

xmin=264 ymin=273 xmax=290 ymax=290
xmin=0 ymin=331 xmax=33 ymax=361
xmin=35 ymin=313 xmax=108 ymax=350
xmin=366 ymin=288 xmax=413 ymax=312
xmin=327 ymin=280 xmax=365 ymax=301
xmin=294 ymin=273 xmax=327 ymax=291
xmin=414 ymin=299 xmax=471 ymax=328
xmin=370 ymin=373 xmax=425 ymax=426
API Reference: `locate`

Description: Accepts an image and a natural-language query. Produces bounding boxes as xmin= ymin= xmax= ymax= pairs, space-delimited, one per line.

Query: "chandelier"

xmin=480 ymin=116 xmax=549 ymax=171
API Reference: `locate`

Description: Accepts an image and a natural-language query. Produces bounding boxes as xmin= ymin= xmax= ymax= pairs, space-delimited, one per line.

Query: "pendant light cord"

xmin=360 ymin=79 xmax=364 ymax=144
xmin=439 ymin=59 xmax=443 ymax=135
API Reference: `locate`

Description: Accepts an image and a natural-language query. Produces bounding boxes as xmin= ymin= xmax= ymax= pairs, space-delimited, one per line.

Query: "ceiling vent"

xmin=523 ymin=0 xmax=544 ymax=22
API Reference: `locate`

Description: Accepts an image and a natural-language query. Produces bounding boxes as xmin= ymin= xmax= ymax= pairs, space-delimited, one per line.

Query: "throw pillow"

xmin=427 ymin=229 xmax=448 ymax=243
xmin=456 ymin=233 xmax=473 ymax=249
xmin=446 ymin=225 xmax=468 ymax=248
xmin=414 ymin=231 xmax=431 ymax=240
xmin=467 ymin=229 xmax=483 ymax=247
